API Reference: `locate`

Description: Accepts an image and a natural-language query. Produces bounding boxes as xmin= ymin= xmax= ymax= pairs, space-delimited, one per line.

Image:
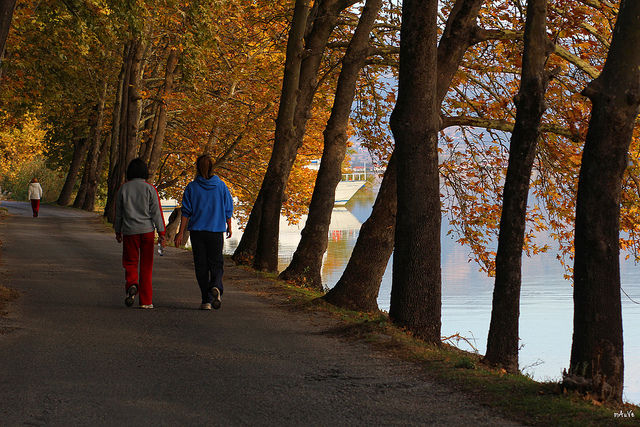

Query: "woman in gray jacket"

xmin=115 ymin=159 xmax=166 ymax=309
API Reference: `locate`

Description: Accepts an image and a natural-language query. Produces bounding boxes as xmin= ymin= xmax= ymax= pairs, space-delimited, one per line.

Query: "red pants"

xmin=122 ymin=232 xmax=155 ymax=305
xmin=30 ymin=199 xmax=40 ymax=217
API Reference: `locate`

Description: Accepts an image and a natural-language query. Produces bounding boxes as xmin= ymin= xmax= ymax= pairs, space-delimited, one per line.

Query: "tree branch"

xmin=576 ymin=0 xmax=617 ymax=11
xmin=441 ymin=115 xmax=582 ymax=141
xmin=552 ymin=44 xmax=600 ymax=79
xmin=471 ymin=28 xmax=522 ymax=44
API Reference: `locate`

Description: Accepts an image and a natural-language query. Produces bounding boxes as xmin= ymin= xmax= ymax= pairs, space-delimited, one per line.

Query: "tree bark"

xmin=138 ymin=107 xmax=156 ymax=163
xmin=57 ymin=128 xmax=89 ymax=207
xmin=82 ymin=133 xmax=110 ymax=212
xmin=279 ymin=0 xmax=383 ymax=290
xmin=388 ymin=0 xmax=440 ymax=343
xmin=568 ymin=0 xmax=640 ymax=403
xmin=83 ymin=80 xmax=112 ymax=212
xmin=73 ymin=165 xmax=90 ymax=209
xmin=484 ymin=0 xmax=550 ymax=373
xmin=232 ymin=0 xmax=310 ymax=266
xmin=233 ymin=0 xmax=355 ymax=271
xmin=147 ymin=49 xmax=179 ymax=182
xmin=323 ymin=152 xmax=397 ymax=311
xmin=252 ymin=0 xmax=353 ymax=272
xmin=74 ymin=81 xmax=108 ymax=209
xmin=0 ymin=0 xmax=16 ymax=69
xmin=104 ymin=39 xmax=145 ymax=223
xmin=104 ymin=44 xmax=129 ymax=222
xmin=323 ymin=0 xmax=485 ymax=313
xmin=165 ymin=208 xmax=189 ymax=245
xmin=124 ymin=39 xmax=145 ymax=169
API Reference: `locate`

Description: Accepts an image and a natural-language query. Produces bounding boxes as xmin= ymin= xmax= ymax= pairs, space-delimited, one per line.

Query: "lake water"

xmin=207 ymin=186 xmax=640 ymax=405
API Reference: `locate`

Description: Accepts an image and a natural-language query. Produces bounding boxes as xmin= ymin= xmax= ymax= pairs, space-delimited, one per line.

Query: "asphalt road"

xmin=0 ymin=201 xmax=521 ymax=426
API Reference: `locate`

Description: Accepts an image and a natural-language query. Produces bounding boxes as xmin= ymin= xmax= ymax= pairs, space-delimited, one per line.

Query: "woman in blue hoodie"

xmin=174 ymin=154 xmax=233 ymax=310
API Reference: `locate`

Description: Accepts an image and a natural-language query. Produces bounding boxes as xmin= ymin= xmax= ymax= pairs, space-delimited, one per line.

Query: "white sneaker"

xmin=140 ymin=304 xmax=154 ymax=309
xmin=200 ymin=303 xmax=212 ymax=310
xmin=212 ymin=288 xmax=221 ymax=310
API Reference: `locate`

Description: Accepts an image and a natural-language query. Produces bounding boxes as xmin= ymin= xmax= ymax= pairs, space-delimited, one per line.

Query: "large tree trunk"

xmin=103 ymin=48 xmax=126 ymax=222
xmin=73 ymin=164 xmax=90 ymax=209
xmin=74 ymin=81 xmax=108 ymax=209
xmin=233 ymin=0 xmax=310 ymax=270
xmin=248 ymin=0 xmax=311 ymax=271
xmin=83 ymin=81 xmax=111 ymax=212
xmin=389 ymin=0 xmax=440 ymax=343
xmin=234 ymin=0 xmax=354 ymax=272
xmin=232 ymin=0 xmax=310 ymax=266
xmin=0 ymin=0 xmax=16 ymax=69
xmin=57 ymin=131 xmax=89 ymax=206
xmin=82 ymin=133 xmax=110 ymax=212
xmin=104 ymin=39 xmax=145 ymax=223
xmin=147 ymin=48 xmax=179 ymax=182
xmin=123 ymin=39 xmax=145 ymax=168
xmin=323 ymin=153 xmax=397 ymax=311
xmin=231 ymin=189 xmax=264 ymax=264
xmin=279 ymin=0 xmax=383 ymax=290
xmin=57 ymin=103 xmax=104 ymax=207
xmin=568 ymin=0 xmax=640 ymax=403
xmin=253 ymin=0 xmax=353 ymax=272
xmin=484 ymin=0 xmax=550 ymax=373
xmin=323 ymin=0 xmax=485 ymax=313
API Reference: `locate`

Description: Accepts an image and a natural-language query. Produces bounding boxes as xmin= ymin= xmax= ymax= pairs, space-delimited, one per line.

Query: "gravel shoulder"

xmin=0 ymin=201 xmax=521 ymax=426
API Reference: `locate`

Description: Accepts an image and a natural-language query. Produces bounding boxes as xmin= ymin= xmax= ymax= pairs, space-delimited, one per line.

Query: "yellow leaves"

xmin=0 ymin=112 xmax=47 ymax=181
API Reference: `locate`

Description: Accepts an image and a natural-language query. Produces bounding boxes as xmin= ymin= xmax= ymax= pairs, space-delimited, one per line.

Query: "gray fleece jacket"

xmin=114 ymin=179 xmax=166 ymax=235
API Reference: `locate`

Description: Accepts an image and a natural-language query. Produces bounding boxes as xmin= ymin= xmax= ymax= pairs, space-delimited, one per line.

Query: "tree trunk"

xmin=279 ymin=0 xmax=383 ymax=290
xmin=253 ymin=0 xmax=352 ymax=272
xmin=83 ymin=81 xmax=111 ymax=212
xmin=124 ymin=39 xmax=145 ymax=168
xmin=323 ymin=153 xmax=397 ymax=311
xmin=82 ymin=133 xmax=110 ymax=212
xmin=234 ymin=0 xmax=353 ymax=272
xmin=165 ymin=208 xmax=189 ymax=245
xmin=232 ymin=189 xmax=264 ymax=264
xmin=568 ymin=0 xmax=640 ymax=403
xmin=389 ymin=0 xmax=440 ymax=343
xmin=104 ymin=39 xmax=145 ymax=223
xmin=148 ymin=49 xmax=179 ymax=182
xmin=73 ymin=163 xmax=90 ymax=209
xmin=57 ymin=129 xmax=90 ymax=206
xmin=484 ymin=0 xmax=549 ymax=373
xmin=104 ymin=44 xmax=128 ymax=222
xmin=232 ymin=0 xmax=311 ymax=267
xmin=322 ymin=0 xmax=485 ymax=313
xmin=138 ymin=107 xmax=156 ymax=162
xmin=0 ymin=0 xmax=16 ymax=69
xmin=74 ymin=81 xmax=108 ymax=209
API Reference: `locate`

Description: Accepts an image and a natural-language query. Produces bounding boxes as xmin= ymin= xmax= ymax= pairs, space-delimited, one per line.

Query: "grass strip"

xmin=237 ymin=262 xmax=639 ymax=426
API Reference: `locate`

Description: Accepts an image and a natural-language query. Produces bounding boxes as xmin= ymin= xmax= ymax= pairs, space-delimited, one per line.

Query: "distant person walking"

xmin=115 ymin=158 xmax=166 ymax=309
xmin=28 ymin=177 xmax=43 ymax=217
xmin=174 ymin=154 xmax=233 ymax=310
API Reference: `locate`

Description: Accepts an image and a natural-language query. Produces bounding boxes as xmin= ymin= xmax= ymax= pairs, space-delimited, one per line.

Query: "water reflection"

xmin=220 ymin=186 xmax=640 ymax=405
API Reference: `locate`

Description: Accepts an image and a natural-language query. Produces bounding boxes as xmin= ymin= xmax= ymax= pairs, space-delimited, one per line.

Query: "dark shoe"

xmin=125 ymin=285 xmax=138 ymax=307
xmin=212 ymin=288 xmax=222 ymax=310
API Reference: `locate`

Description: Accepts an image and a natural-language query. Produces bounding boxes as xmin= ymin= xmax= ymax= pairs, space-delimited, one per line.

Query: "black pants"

xmin=190 ymin=231 xmax=224 ymax=304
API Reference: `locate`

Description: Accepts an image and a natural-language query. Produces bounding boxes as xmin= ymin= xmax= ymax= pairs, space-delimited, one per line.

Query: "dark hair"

xmin=126 ymin=158 xmax=149 ymax=180
xmin=196 ymin=154 xmax=214 ymax=179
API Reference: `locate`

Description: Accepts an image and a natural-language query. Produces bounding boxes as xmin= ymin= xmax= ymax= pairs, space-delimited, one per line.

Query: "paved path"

xmin=0 ymin=201 xmax=520 ymax=426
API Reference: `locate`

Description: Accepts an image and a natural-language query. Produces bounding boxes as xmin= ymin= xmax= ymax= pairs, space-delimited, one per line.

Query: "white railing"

xmin=341 ymin=172 xmax=367 ymax=181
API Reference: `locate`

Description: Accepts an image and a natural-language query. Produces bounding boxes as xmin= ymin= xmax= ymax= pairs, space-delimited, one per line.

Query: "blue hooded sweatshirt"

xmin=181 ymin=175 xmax=233 ymax=232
